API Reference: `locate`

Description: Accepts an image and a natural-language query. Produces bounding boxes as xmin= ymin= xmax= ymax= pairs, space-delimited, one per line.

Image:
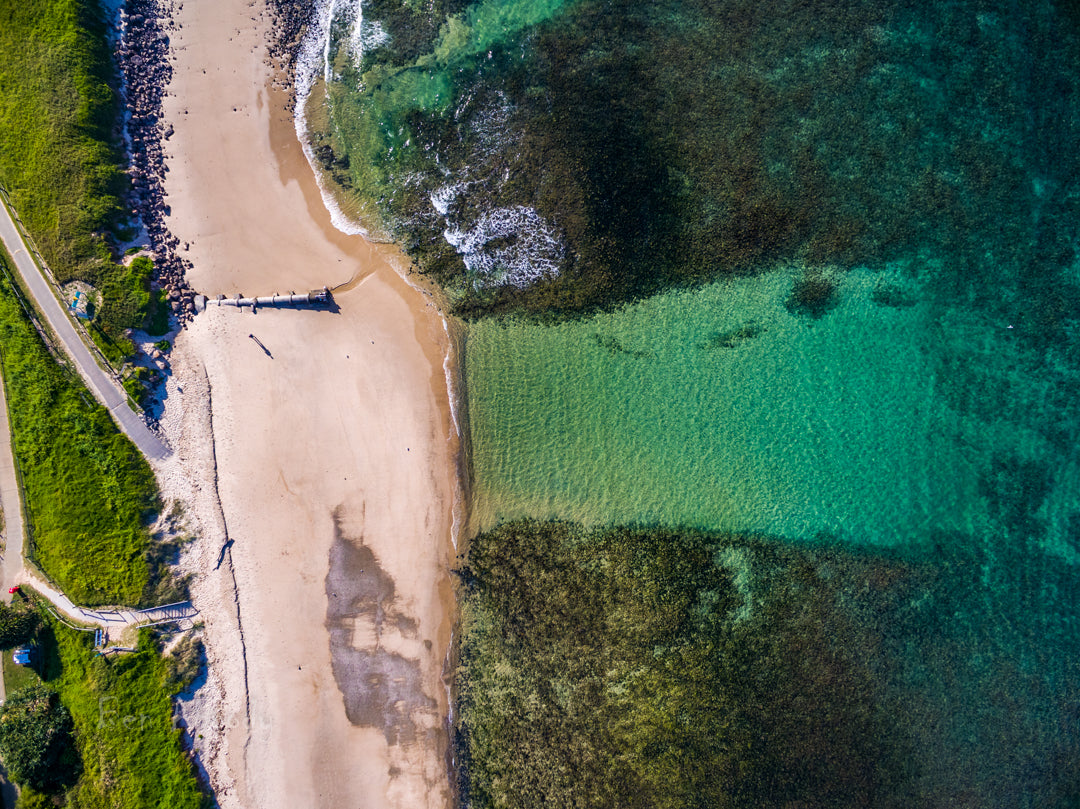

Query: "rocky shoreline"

xmin=264 ymin=0 xmax=319 ymax=101
xmin=113 ymin=0 xmax=197 ymax=325
xmin=113 ymin=0 xmax=319 ymax=330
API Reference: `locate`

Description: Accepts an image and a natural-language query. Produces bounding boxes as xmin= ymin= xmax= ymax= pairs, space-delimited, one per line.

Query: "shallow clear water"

xmin=468 ymin=258 xmax=1080 ymax=553
xmin=465 ymin=253 xmax=1080 ymax=804
xmin=471 ymin=266 xmax=951 ymax=543
xmin=309 ymin=0 xmax=1080 ymax=803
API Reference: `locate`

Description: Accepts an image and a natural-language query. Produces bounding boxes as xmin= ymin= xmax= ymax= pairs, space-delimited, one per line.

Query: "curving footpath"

xmin=0 ymin=357 xmax=20 ymax=706
xmin=0 ymin=191 xmax=171 ymax=461
xmin=0 ymin=195 xmax=192 ymax=705
xmin=0 ymin=360 xmax=22 ymax=605
xmin=16 ymin=569 xmax=197 ymax=633
xmin=0 ymin=336 xmax=195 ymax=643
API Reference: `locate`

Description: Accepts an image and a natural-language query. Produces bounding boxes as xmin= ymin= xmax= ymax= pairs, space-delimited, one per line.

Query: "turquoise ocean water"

xmin=455 ymin=6 xmax=1080 ymax=802
xmin=465 ymin=262 xmax=1080 ymax=806
xmin=309 ymin=0 xmax=1080 ymax=803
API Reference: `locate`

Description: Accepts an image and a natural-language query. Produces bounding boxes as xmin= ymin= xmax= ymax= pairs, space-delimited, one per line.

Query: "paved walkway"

xmin=16 ymin=570 xmax=133 ymax=629
xmin=0 ymin=355 xmax=19 ymax=708
xmin=15 ymin=569 xmax=197 ymax=632
xmin=0 ymin=365 xmax=22 ymax=606
xmin=0 ymin=192 xmax=171 ymax=460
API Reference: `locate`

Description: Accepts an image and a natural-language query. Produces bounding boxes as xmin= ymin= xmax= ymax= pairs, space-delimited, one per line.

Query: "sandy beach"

xmin=152 ymin=2 xmax=461 ymax=807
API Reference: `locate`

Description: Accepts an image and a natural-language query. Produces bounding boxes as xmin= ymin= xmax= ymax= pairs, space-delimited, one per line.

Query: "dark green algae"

xmin=311 ymin=0 xmax=1080 ymax=325
xmin=304 ymin=0 xmax=1080 ymax=806
xmin=456 ymin=521 xmax=1080 ymax=809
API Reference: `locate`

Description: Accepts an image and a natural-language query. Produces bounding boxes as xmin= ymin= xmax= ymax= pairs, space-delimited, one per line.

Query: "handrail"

xmin=45 ymin=605 xmax=98 ymax=633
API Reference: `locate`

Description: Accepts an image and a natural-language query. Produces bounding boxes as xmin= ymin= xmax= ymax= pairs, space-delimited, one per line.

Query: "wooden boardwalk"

xmin=18 ymin=570 xmax=198 ymax=633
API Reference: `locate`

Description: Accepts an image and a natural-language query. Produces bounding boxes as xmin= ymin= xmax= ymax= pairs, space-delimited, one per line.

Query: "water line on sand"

xmin=293 ymin=0 xmax=466 ymax=552
xmin=294 ymin=0 xmax=370 ymax=237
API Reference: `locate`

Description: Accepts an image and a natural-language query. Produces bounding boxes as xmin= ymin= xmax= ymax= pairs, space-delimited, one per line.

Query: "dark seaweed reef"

xmin=302 ymin=0 xmax=1080 ymax=324
xmin=455 ymin=520 xmax=1080 ymax=809
xmin=456 ymin=521 xmax=907 ymax=809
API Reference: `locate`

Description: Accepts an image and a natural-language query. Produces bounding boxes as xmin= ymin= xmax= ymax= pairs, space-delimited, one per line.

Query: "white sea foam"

xmin=443 ymin=205 xmax=563 ymax=288
xmin=351 ymin=17 xmax=390 ymax=58
xmin=298 ymin=0 xmax=386 ymax=88
xmin=294 ymin=0 xmax=372 ymax=237
xmin=435 ymin=93 xmax=564 ymax=288
xmin=430 ymin=183 xmax=466 ymax=216
xmin=441 ymin=316 xmax=466 ymax=556
xmin=465 ymin=91 xmax=514 ymax=160
xmin=444 ymin=628 xmax=455 ymax=729
xmin=441 ymin=316 xmax=462 ymax=440
xmin=324 ymin=0 xmax=390 ymax=69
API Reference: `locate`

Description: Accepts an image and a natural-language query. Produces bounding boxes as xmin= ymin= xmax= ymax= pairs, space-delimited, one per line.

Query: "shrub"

xmin=165 ymin=635 xmax=204 ymax=691
xmin=0 ymin=685 xmax=80 ymax=793
xmin=14 ymin=788 xmax=54 ymax=809
xmin=0 ymin=603 xmax=41 ymax=649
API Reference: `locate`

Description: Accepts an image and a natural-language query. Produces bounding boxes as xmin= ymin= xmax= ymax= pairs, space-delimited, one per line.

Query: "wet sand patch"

xmin=326 ymin=509 xmax=436 ymax=745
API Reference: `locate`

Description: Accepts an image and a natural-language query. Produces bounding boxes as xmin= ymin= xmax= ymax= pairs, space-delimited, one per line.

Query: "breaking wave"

xmin=293 ymin=0 xmax=371 ymax=237
xmin=294 ymin=1 xmax=564 ymax=289
xmin=443 ymin=205 xmax=563 ymax=289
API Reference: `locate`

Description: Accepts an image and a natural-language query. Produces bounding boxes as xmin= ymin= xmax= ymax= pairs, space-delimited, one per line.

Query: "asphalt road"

xmin=0 ymin=359 xmax=24 ymax=607
xmin=0 ymin=348 xmax=24 ymax=710
xmin=0 ymin=197 xmax=171 ymax=461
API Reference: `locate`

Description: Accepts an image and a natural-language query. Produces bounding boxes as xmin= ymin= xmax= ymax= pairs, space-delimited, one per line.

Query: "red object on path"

xmin=7 ymin=586 xmax=19 ymax=594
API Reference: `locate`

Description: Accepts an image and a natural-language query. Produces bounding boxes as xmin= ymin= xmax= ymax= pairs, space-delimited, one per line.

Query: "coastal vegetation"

xmin=0 ymin=0 xmax=167 ymax=359
xmin=94 ymin=254 xmax=169 ymax=364
xmin=0 ymin=684 xmax=79 ymax=793
xmin=785 ymin=270 xmax=838 ymax=319
xmin=456 ymin=521 xmax=910 ymax=808
xmin=0 ymin=602 xmax=41 ymax=649
xmin=43 ymin=623 xmax=207 ymax=809
xmin=0 ymin=603 xmax=207 ymax=808
xmin=0 ymin=248 xmax=159 ymax=607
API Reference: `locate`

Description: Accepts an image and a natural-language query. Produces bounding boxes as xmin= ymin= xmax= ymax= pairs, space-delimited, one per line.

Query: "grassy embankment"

xmin=3 ymin=613 xmax=206 ymax=809
xmin=38 ymin=623 xmax=205 ymax=809
xmin=457 ymin=520 xmax=915 ymax=809
xmin=0 ymin=0 xmax=167 ymax=371
xmin=0 ymin=244 xmax=204 ymax=807
xmin=0 ymin=247 xmax=157 ymax=607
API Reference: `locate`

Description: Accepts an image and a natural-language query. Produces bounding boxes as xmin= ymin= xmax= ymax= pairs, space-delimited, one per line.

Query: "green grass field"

xmin=38 ymin=623 xmax=207 ymax=809
xmin=0 ymin=246 xmax=157 ymax=606
xmin=0 ymin=0 xmax=168 ymax=357
xmin=0 ymin=0 xmax=124 ymax=281
xmin=1 ymin=648 xmax=42 ymax=694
